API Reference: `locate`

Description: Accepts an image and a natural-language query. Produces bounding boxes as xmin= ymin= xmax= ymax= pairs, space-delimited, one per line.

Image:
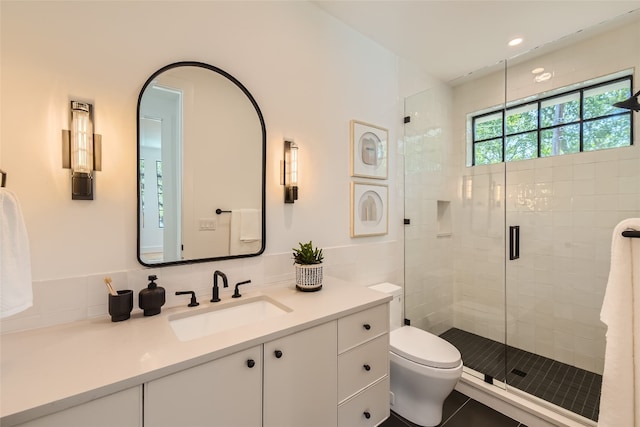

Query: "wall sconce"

xmin=62 ymin=101 xmax=102 ymax=200
xmin=613 ymin=89 xmax=640 ymax=112
xmin=282 ymin=139 xmax=298 ymax=203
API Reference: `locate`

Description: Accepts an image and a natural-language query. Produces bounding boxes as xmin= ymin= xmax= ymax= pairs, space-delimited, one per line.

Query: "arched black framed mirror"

xmin=137 ymin=61 xmax=266 ymax=266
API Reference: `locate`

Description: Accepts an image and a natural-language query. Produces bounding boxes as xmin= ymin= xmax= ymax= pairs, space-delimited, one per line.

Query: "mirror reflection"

xmin=137 ymin=62 xmax=265 ymax=266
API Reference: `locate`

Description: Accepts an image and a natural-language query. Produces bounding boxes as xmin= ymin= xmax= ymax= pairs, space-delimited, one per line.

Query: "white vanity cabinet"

xmin=142 ymin=307 xmax=386 ymax=427
xmin=263 ymin=320 xmax=338 ymax=427
xmin=144 ymin=345 xmax=263 ymax=427
xmin=14 ymin=386 xmax=142 ymax=427
xmin=144 ymin=321 xmax=338 ymax=427
xmin=337 ymin=303 xmax=390 ymax=427
xmin=1 ymin=281 xmax=392 ymax=427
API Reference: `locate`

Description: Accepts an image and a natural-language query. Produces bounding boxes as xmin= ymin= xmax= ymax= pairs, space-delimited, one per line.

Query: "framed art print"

xmin=351 ymin=182 xmax=388 ymax=237
xmin=350 ymin=120 xmax=388 ymax=179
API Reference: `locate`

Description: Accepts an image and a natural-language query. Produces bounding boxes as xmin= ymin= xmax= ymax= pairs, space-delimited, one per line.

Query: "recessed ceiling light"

xmin=508 ymin=37 xmax=523 ymax=47
xmin=531 ymin=67 xmax=545 ymax=74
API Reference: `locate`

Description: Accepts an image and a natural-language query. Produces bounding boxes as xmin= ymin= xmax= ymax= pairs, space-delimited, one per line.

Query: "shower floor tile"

xmin=439 ymin=328 xmax=602 ymax=422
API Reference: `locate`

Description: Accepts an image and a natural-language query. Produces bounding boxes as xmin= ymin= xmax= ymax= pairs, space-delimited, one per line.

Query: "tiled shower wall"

xmin=504 ymin=145 xmax=640 ymax=374
xmin=451 ymin=163 xmax=506 ymax=344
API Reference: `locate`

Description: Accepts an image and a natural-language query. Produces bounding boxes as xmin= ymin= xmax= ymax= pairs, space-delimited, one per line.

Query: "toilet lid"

xmin=390 ymin=326 xmax=462 ymax=369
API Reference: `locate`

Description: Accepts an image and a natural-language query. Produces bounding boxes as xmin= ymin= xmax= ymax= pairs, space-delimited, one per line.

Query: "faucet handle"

xmin=232 ymin=280 xmax=251 ymax=298
xmin=176 ymin=291 xmax=199 ymax=307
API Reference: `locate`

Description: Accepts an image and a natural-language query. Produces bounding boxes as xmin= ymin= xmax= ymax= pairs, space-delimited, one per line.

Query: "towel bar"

xmin=622 ymin=230 xmax=640 ymax=238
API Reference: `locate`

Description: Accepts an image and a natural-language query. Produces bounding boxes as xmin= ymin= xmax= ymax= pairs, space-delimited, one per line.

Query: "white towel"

xmin=599 ymin=218 xmax=640 ymax=427
xmin=0 ymin=188 xmax=33 ymax=318
xmin=229 ymin=209 xmax=262 ymax=255
xmin=239 ymin=209 xmax=261 ymax=242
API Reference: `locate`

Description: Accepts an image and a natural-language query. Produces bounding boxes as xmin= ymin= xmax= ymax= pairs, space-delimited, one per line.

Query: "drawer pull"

xmin=247 ymin=359 xmax=256 ymax=368
xmin=363 ymin=411 xmax=371 ymax=419
xmin=363 ymin=364 xmax=371 ymax=371
xmin=363 ymin=323 xmax=371 ymax=330
xmin=274 ymin=350 xmax=283 ymax=359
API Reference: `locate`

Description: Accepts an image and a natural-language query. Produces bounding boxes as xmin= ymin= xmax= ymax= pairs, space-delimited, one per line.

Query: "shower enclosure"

xmin=403 ymin=11 xmax=639 ymax=424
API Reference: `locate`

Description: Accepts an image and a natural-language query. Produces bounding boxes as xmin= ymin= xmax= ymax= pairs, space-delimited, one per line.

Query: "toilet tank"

xmin=368 ymin=283 xmax=403 ymax=330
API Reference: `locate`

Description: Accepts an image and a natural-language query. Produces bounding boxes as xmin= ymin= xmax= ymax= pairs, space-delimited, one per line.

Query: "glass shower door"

xmin=403 ymin=76 xmax=508 ymax=386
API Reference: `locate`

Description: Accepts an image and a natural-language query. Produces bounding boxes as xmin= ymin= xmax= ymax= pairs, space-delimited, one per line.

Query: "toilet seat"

xmin=390 ymin=326 xmax=461 ymax=369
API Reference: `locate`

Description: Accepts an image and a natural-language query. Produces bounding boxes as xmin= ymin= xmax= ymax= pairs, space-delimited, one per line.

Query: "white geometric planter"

xmin=295 ymin=263 xmax=323 ymax=292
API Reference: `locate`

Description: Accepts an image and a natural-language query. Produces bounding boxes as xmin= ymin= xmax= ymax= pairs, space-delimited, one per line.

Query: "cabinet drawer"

xmin=338 ymin=334 xmax=389 ymax=402
xmin=338 ymin=304 xmax=389 ymax=353
xmin=338 ymin=376 xmax=390 ymax=427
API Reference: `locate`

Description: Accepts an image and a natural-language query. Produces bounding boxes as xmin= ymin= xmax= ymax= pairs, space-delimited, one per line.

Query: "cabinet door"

xmin=264 ymin=321 xmax=338 ymax=427
xmin=144 ymin=345 xmax=262 ymax=427
xmin=15 ymin=386 xmax=142 ymax=427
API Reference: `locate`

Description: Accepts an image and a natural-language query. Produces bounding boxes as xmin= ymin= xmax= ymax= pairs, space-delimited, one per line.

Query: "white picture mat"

xmin=351 ymin=182 xmax=388 ymax=237
xmin=350 ymin=120 xmax=388 ymax=179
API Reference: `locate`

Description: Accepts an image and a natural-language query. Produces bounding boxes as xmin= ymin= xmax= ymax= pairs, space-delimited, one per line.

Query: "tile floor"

xmin=440 ymin=328 xmax=601 ymax=421
xmin=380 ymin=390 xmax=527 ymax=427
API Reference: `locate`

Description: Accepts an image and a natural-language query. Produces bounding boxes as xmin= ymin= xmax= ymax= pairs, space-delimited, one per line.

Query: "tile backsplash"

xmin=1 ymin=241 xmax=403 ymax=335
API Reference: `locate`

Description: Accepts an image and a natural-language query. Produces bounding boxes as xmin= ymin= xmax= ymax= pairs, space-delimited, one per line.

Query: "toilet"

xmin=369 ymin=283 xmax=463 ymax=427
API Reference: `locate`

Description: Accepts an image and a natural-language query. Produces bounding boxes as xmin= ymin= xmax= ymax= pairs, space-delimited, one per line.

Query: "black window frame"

xmin=471 ymin=75 xmax=634 ymax=166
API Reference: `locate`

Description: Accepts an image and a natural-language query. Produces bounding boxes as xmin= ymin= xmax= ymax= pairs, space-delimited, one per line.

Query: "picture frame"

xmin=350 ymin=120 xmax=388 ymax=179
xmin=351 ymin=182 xmax=388 ymax=237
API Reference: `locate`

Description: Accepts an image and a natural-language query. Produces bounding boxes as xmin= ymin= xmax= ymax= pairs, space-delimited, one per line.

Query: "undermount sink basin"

xmin=169 ymin=296 xmax=292 ymax=341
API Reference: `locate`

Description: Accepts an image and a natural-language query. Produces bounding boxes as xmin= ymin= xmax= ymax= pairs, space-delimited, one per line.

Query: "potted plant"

xmin=292 ymin=241 xmax=324 ymax=292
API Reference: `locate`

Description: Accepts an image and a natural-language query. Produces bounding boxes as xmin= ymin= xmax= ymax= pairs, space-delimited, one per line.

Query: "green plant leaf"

xmin=292 ymin=240 xmax=324 ymax=264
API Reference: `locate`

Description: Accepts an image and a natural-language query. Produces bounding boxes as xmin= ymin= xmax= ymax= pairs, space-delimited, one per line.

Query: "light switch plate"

xmin=199 ymin=218 xmax=217 ymax=231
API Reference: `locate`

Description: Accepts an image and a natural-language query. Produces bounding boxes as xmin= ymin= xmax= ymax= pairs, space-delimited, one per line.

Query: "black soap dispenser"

xmin=139 ymin=275 xmax=166 ymax=316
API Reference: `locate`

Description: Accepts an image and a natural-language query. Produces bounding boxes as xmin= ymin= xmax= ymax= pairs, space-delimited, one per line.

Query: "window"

xmin=471 ymin=75 xmax=633 ymax=166
xmin=156 ymin=160 xmax=164 ymax=228
xmin=140 ymin=159 xmax=145 ymax=227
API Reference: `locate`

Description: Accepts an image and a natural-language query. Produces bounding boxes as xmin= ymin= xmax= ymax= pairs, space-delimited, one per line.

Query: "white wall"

xmin=0 ymin=1 xmax=419 ymax=332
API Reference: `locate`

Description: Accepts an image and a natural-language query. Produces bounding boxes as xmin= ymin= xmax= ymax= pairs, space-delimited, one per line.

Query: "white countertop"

xmin=0 ymin=278 xmax=390 ymax=425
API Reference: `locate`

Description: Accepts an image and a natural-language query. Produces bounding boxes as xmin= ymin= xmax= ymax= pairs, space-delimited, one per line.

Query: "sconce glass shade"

xmin=613 ymin=90 xmax=640 ymax=112
xmin=70 ymin=101 xmax=94 ymax=173
xmin=284 ymin=140 xmax=298 ymax=203
xmin=62 ymin=101 xmax=101 ymax=200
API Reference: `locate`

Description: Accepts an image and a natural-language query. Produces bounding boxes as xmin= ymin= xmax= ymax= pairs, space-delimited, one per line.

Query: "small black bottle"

xmin=139 ymin=275 xmax=166 ymax=316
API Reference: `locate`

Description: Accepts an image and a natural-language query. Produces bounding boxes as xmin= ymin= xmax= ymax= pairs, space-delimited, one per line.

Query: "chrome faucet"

xmin=211 ymin=270 xmax=228 ymax=302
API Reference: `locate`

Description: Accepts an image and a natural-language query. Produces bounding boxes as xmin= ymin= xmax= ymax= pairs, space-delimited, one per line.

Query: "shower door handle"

xmin=509 ymin=226 xmax=520 ymax=260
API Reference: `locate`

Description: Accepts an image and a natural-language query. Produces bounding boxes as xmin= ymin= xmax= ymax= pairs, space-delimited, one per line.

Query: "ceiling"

xmin=313 ymin=1 xmax=640 ymax=84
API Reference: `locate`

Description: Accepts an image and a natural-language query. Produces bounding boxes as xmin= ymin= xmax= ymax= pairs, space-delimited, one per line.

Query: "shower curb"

xmin=456 ymin=372 xmax=596 ymax=427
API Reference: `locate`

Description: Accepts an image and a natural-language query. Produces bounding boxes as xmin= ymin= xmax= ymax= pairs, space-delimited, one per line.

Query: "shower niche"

xmin=436 ymin=200 xmax=451 ymax=237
